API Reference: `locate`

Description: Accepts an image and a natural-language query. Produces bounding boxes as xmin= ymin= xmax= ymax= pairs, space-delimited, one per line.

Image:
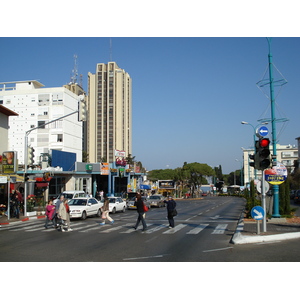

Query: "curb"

xmin=0 ymin=215 xmax=46 ymax=227
xmin=232 ymin=212 xmax=300 ymax=244
xmin=232 ymin=231 xmax=300 ymax=244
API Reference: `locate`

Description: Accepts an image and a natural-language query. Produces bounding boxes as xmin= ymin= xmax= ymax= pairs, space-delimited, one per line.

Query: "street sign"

xmin=265 ymin=162 xmax=287 ymax=185
xmin=0 ymin=176 xmax=8 ymax=183
xmin=256 ymin=180 xmax=269 ymax=194
xmin=251 ymin=206 xmax=265 ymax=220
xmin=256 ymin=126 xmax=269 ymax=138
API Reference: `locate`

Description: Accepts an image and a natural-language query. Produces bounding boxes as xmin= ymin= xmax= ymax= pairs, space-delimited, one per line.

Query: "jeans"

xmin=135 ymin=212 xmax=147 ymax=230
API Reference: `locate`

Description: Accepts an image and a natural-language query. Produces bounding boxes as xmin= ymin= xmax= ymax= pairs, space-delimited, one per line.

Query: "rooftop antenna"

xmin=70 ymin=54 xmax=78 ymax=84
xmin=109 ymin=38 xmax=113 ymax=61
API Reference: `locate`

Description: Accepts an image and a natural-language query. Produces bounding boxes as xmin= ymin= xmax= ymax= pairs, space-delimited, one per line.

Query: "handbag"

xmin=172 ymin=208 xmax=178 ymax=217
xmin=143 ymin=203 xmax=149 ymax=212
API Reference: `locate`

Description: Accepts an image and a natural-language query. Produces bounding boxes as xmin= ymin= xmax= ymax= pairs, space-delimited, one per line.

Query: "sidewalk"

xmin=0 ymin=213 xmax=45 ymax=226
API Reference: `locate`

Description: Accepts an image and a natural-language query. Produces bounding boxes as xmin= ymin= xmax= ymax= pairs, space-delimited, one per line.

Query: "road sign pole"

xmin=256 ymin=220 xmax=260 ymax=235
xmin=261 ymin=170 xmax=267 ymax=232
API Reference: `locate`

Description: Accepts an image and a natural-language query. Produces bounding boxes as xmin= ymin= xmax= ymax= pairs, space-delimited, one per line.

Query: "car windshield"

xmin=149 ymin=196 xmax=160 ymax=199
xmin=61 ymin=193 xmax=74 ymax=199
xmin=69 ymin=199 xmax=87 ymax=206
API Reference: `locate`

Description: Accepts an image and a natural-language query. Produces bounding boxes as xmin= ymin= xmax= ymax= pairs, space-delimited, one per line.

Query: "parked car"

xmin=53 ymin=190 xmax=86 ymax=205
xmin=149 ymin=194 xmax=165 ymax=207
xmin=127 ymin=196 xmax=151 ymax=210
xmin=68 ymin=197 xmax=102 ymax=220
xmin=294 ymin=190 xmax=300 ymax=204
xmin=100 ymin=197 xmax=126 ymax=213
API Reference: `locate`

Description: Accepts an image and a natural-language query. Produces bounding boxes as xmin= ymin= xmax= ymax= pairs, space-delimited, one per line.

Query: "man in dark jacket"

xmin=164 ymin=196 xmax=177 ymax=228
xmin=133 ymin=194 xmax=147 ymax=231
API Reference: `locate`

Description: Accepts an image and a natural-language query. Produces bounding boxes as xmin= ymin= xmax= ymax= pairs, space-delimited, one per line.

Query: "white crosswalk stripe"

xmin=212 ymin=224 xmax=228 ymax=234
xmin=5 ymin=221 xmax=231 ymax=235
xmin=186 ymin=224 xmax=209 ymax=234
xmin=163 ymin=224 xmax=187 ymax=234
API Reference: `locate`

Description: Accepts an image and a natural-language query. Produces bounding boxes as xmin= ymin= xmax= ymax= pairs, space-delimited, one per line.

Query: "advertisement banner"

xmin=2 ymin=151 xmax=17 ymax=174
xmin=101 ymin=163 xmax=110 ymax=175
xmin=265 ymin=162 xmax=287 ymax=185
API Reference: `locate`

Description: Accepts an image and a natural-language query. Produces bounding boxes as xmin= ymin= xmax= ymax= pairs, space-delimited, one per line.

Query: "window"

xmin=38 ymin=121 xmax=46 ymax=129
xmin=57 ymin=134 xmax=63 ymax=142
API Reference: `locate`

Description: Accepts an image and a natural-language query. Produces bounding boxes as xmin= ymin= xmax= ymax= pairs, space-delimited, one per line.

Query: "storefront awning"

xmin=36 ymin=182 xmax=48 ymax=188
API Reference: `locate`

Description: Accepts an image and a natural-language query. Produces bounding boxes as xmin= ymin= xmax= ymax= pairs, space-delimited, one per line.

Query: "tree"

xmin=182 ymin=162 xmax=214 ymax=197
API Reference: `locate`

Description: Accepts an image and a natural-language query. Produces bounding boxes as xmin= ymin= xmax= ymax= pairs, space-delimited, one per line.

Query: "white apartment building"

xmin=242 ymin=143 xmax=298 ymax=184
xmin=87 ymin=62 xmax=132 ymax=163
xmin=0 ymin=80 xmax=83 ymax=167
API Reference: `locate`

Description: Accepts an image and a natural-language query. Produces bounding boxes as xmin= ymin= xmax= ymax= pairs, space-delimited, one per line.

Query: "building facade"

xmin=0 ymin=80 xmax=83 ymax=167
xmin=87 ymin=62 xmax=132 ymax=164
xmin=242 ymin=143 xmax=298 ymax=184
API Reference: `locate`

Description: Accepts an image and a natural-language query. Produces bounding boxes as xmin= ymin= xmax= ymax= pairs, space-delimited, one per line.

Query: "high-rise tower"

xmin=87 ymin=62 xmax=132 ymax=163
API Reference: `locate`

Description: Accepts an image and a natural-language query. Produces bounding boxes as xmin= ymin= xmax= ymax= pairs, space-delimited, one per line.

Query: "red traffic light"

xmin=259 ymin=138 xmax=270 ymax=148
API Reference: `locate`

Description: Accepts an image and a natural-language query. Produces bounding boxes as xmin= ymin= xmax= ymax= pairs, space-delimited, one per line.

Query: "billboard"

xmin=2 ymin=151 xmax=17 ymax=174
xmin=51 ymin=150 xmax=76 ymax=171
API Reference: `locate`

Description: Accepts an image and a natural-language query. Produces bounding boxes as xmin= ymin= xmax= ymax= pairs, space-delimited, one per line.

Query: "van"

xmin=53 ymin=190 xmax=86 ymax=204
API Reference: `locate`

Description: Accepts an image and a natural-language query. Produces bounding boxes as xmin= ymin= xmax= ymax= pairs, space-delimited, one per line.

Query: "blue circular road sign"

xmin=251 ymin=206 xmax=265 ymax=220
xmin=257 ymin=126 xmax=269 ymax=137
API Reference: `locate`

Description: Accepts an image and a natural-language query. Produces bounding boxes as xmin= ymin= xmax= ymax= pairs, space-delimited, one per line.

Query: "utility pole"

xmin=267 ymin=38 xmax=280 ymax=218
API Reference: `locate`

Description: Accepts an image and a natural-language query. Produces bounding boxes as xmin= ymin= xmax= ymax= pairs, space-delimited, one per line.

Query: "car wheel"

xmin=122 ymin=206 xmax=126 ymax=213
xmin=96 ymin=209 xmax=101 ymax=217
xmin=81 ymin=211 xmax=87 ymax=220
xmin=112 ymin=207 xmax=116 ymax=214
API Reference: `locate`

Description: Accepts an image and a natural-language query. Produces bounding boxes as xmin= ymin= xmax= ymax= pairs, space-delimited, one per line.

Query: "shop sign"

xmin=2 ymin=151 xmax=17 ymax=174
xmin=265 ymin=162 xmax=287 ymax=185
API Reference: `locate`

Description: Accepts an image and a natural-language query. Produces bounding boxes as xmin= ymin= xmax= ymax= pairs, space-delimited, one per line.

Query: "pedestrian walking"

xmin=133 ymin=194 xmax=147 ymax=231
xmin=44 ymin=199 xmax=55 ymax=229
xmin=99 ymin=197 xmax=114 ymax=225
xmin=164 ymin=196 xmax=177 ymax=228
xmin=53 ymin=195 xmax=64 ymax=228
xmin=58 ymin=198 xmax=72 ymax=232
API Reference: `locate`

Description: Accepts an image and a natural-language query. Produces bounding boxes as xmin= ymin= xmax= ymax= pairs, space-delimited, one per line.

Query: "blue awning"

xmin=140 ymin=184 xmax=151 ymax=190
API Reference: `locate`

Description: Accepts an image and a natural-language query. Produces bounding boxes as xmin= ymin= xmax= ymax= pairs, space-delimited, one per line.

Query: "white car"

xmin=100 ymin=197 xmax=126 ymax=214
xmin=69 ymin=197 xmax=102 ymax=220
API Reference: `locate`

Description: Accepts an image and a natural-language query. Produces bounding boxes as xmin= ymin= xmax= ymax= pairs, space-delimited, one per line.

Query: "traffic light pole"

xmin=261 ymin=170 xmax=267 ymax=232
xmin=267 ymin=38 xmax=280 ymax=218
xmin=23 ymin=110 xmax=78 ymax=215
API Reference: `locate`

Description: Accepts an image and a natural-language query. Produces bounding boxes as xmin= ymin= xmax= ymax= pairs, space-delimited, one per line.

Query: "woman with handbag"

xmin=164 ymin=196 xmax=177 ymax=228
xmin=99 ymin=197 xmax=114 ymax=225
xmin=133 ymin=194 xmax=147 ymax=231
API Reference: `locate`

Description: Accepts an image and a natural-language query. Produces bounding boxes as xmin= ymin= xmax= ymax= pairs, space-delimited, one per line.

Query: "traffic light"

xmin=249 ymin=153 xmax=255 ymax=168
xmin=78 ymin=98 xmax=87 ymax=122
xmin=254 ymin=138 xmax=271 ymax=170
xmin=27 ymin=146 xmax=35 ymax=165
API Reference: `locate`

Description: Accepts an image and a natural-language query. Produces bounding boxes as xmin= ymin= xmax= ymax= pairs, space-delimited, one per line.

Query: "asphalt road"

xmin=1 ymin=197 xmax=300 ymax=262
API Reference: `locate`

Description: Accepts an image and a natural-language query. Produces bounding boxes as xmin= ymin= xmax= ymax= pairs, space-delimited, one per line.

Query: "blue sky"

xmin=1 ymin=37 xmax=299 ymax=174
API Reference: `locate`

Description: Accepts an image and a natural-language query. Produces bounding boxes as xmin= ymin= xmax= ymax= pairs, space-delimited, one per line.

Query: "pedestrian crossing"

xmin=1 ymin=220 xmax=230 ymax=235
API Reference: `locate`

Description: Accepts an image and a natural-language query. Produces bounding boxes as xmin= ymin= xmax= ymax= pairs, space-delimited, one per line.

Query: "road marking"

xmin=100 ymin=223 xmax=132 ymax=233
xmin=120 ymin=224 xmax=154 ymax=233
xmin=212 ymin=224 xmax=228 ymax=234
xmin=123 ymin=254 xmax=169 ymax=261
xmin=202 ymin=247 xmax=233 ymax=253
xmin=186 ymin=224 xmax=209 ymax=234
xmin=145 ymin=224 xmax=168 ymax=234
xmin=163 ymin=223 xmax=187 ymax=234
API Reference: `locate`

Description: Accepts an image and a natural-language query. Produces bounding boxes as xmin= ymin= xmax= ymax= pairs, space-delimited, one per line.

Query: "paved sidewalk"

xmin=0 ymin=213 xmax=45 ymax=226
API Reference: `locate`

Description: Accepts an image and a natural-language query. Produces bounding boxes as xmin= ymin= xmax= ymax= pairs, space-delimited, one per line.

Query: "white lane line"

xmin=145 ymin=224 xmax=168 ymax=234
xmin=186 ymin=224 xmax=209 ymax=234
xmin=123 ymin=254 xmax=169 ymax=261
xmin=202 ymin=247 xmax=233 ymax=253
